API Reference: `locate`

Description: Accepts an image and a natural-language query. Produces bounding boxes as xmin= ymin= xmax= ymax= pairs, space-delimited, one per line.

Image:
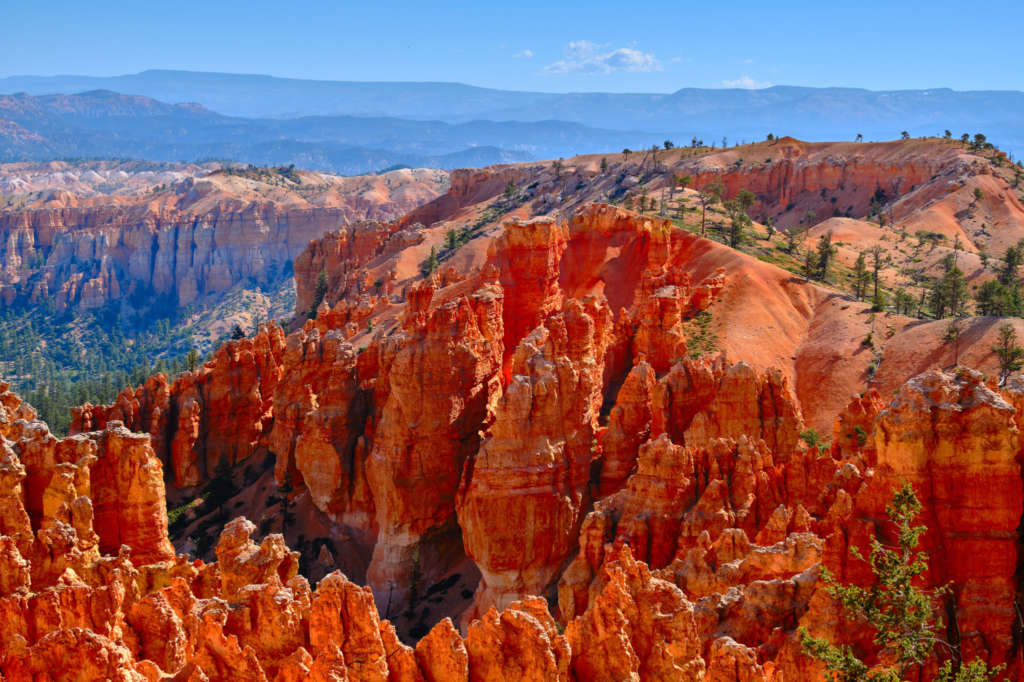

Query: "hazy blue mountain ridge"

xmin=3 ymin=71 xmax=1022 ymax=168
xmin=0 ymin=90 xmax=649 ymax=173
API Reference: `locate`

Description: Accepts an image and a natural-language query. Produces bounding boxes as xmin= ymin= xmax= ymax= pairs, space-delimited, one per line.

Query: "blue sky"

xmin=4 ymin=0 xmax=1023 ymax=92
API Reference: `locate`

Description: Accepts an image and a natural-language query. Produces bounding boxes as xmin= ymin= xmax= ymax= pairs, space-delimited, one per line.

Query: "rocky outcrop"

xmin=85 ymin=422 xmax=175 ymax=565
xmin=40 ymin=184 xmax=1024 ymax=680
xmin=653 ymin=358 xmax=803 ymax=455
xmin=269 ymin=322 xmax=372 ymax=527
xmin=397 ymin=166 xmax=535 ymax=231
xmin=597 ymin=360 xmax=656 ymax=496
xmin=686 ymin=137 xmax=957 ymax=228
xmin=486 ymin=216 xmax=567 ymax=369
xmin=457 ymin=299 xmax=609 ymax=622
xmin=69 ymin=374 xmax=171 ymax=472
xmin=463 ymin=597 xmax=570 ymax=681
xmin=365 ymin=282 xmax=504 ymax=602
xmin=0 ymin=432 xmax=709 ymax=682
xmin=13 ymin=346 xmax=1024 ymax=680
xmin=558 ymin=431 xmax=822 ymax=622
xmin=566 ymin=546 xmax=706 ymax=681
xmin=293 ymin=219 xmax=423 ymax=316
xmin=292 ymin=163 xmax=541 ymax=319
xmin=72 ymin=325 xmax=286 ymax=488
xmin=174 ymin=325 xmax=285 ymax=477
xmin=867 ymin=368 xmax=1023 ymax=670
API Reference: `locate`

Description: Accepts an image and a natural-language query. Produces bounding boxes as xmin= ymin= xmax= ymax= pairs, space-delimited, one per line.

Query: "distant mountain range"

xmin=2 ymin=70 xmax=1022 ymax=170
xmin=0 ymin=90 xmax=653 ymax=174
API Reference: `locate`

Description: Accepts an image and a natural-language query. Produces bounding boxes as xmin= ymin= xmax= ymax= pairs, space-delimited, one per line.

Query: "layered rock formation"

xmin=0 ymin=407 xmax=681 ymax=680
xmin=486 ymin=215 xmax=568 ymax=364
xmin=0 ymin=166 xmax=446 ymax=312
xmin=293 ymin=219 xmax=416 ymax=316
xmin=685 ymin=137 xmax=960 ymax=228
xmin=457 ymin=299 xmax=609 ymax=621
xmin=365 ymin=281 xmax=504 ymax=603
xmin=268 ymin=323 xmax=372 ymax=529
xmin=566 ymin=546 xmax=706 ymax=681
xmin=295 ymin=164 xmax=538 ymax=316
xmin=867 ymin=369 xmax=1023 ymax=668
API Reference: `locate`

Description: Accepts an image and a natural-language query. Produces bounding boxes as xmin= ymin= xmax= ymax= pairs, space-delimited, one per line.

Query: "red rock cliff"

xmin=72 ymin=325 xmax=286 ymax=488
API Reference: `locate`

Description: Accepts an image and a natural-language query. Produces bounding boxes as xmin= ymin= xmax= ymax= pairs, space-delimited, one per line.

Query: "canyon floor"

xmin=3 ymin=138 xmax=1024 ymax=680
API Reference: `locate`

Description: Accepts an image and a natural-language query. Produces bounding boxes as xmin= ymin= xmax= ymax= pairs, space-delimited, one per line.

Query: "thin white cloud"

xmin=544 ymin=40 xmax=660 ymax=74
xmin=670 ymin=56 xmax=682 ymax=63
xmin=743 ymin=58 xmax=754 ymax=64
xmin=513 ymin=49 xmax=534 ymax=59
xmin=721 ymin=75 xmax=772 ymax=89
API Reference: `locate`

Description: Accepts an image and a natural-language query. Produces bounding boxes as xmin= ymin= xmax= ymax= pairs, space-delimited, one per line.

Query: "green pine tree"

xmin=816 ymin=232 xmax=837 ymax=282
xmin=992 ymin=323 xmax=1024 ymax=384
xmin=307 ymin=268 xmax=329 ymax=319
xmin=852 ymin=253 xmax=871 ymax=300
xmin=187 ymin=348 xmax=200 ymax=372
xmin=425 ymin=246 xmax=439 ymax=276
xmin=802 ymin=246 xmax=820 ymax=281
xmin=206 ymin=454 xmax=238 ymax=516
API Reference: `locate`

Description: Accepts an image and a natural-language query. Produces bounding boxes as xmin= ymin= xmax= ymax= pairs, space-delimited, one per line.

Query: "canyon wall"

xmin=0 ymin=168 xmax=446 ymax=312
xmin=685 ymin=138 xmax=960 ymax=225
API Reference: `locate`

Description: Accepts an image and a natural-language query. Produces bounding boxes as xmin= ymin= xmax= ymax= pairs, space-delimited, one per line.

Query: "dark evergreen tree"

xmin=894 ymin=288 xmax=917 ymax=317
xmin=424 ymin=246 xmax=439 ymax=276
xmin=975 ymin=280 xmax=1019 ymax=317
xmin=852 ymin=253 xmax=871 ymax=300
xmin=929 ymin=261 xmax=968 ymax=319
xmin=993 ymin=323 xmax=1024 ymax=384
xmin=815 ymin=232 xmax=837 ymax=282
xmin=307 ymin=268 xmax=329 ymax=319
xmin=801 ymin=246 xmax=819 ymax=281
xmin=206 ymin=454 xmax=238 ymax=515
xmin=998 ymin=242 xmax=1024 ymax=285
xmin=869 ymin=245 xmax=889 ymax=300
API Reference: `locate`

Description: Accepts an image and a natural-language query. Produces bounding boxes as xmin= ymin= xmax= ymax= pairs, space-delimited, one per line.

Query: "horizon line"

xmin=3 ymin=69 xmax=1023 ymax=97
